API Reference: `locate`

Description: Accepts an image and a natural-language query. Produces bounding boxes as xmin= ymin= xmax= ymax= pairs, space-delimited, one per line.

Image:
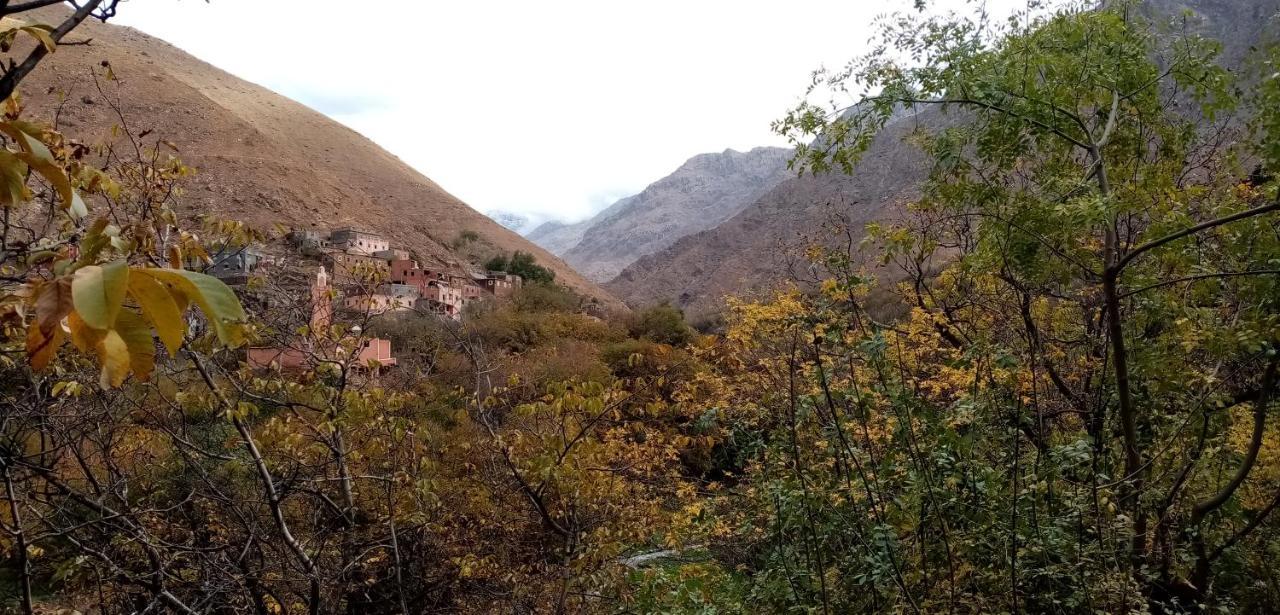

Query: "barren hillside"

xmin=557 ymin=147 xmax=793 ymax=282
xmin=606 ymin=118 xmax=932 ymax=319
xmin=530 ymin=148 xmax=792 ymax=283
xmin=14 ymin=7 xmax=620 ymax=307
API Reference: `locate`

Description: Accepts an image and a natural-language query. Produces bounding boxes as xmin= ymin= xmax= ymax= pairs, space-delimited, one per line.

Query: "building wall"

xmin=343 ymin=293 xmax=413 ymax=315
xmin=331 ymin=228 xmax=390 ymax=256
xmin=247 ymin=347 xmax=309 ymax=370
xmin=324 ymin=252 xmax=389 ymax=285
xmin=357 ymin=338 xmax=396 ymax=366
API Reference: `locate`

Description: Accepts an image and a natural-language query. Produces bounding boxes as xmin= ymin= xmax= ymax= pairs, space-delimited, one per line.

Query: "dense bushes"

xmin=484 ymin=250 xmax=556 ymax=284
xmin=626 ymin=303 xmax=696 ymax=346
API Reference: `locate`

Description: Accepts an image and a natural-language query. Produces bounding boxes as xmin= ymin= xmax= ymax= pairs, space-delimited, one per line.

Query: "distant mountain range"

xmin=528 ymin=146 xmax=794 ymax=282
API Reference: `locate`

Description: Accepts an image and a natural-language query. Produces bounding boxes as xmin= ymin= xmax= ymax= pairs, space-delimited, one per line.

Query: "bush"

xmin=627 ymin=303 xmax=695 ymax=346
xmin=487 ymin=250 xmax=556 ymax=284
xmin=512 ymin=283 xmax=580 ymax=313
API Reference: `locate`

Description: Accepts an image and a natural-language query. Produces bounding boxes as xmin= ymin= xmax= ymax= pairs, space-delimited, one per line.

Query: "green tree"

xmin=628 ymin=303 xmax=695 ymax=346
xmin=487 ymin=250 xmax=556 ymax=284
xmin=640 ymin=2 xmax=1279 ymax=613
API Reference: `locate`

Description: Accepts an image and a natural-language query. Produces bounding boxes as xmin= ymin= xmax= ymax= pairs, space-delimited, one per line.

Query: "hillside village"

xmin=3 ymin=1 xmax=1280 ymax=613
xmin=201 ymin=227 xmax=524 ymax=370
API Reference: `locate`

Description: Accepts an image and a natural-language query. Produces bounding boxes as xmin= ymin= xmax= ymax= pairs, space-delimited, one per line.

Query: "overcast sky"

xmin=115 ymin=0 xmax=1021 ymax=229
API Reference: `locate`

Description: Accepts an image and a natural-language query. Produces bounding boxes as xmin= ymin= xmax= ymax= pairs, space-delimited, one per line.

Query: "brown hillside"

xmin=13 ymin=7 xmax=619 ymax=307
xmin=605 ymin=116 xmax=932 ymax=320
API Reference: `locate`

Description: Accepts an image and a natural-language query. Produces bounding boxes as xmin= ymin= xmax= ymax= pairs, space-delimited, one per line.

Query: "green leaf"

xmin=68 ymin=190 xmax=87 ymax=219
xmin=71 ymin=260 xmax=129 ymax=330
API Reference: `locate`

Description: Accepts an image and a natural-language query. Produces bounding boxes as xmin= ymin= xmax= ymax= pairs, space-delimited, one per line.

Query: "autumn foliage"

xmin=3 ymin=2 xmax=1280 ymax=614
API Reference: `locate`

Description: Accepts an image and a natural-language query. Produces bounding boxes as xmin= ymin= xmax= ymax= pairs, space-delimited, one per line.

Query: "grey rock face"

xmin=541 ymin=147 xmax=794 ymax=282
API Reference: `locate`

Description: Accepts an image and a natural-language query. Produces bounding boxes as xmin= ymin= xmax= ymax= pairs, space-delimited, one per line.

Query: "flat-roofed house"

xmin=201 ymin=245 xmax=277 ymax=285
xmin=476 ymin=271 xmax=523 ymax=298
xmin=330 ymin=228 xmax=390 ymax=256
xmin=373 ymin=248 xmax=411 ymax=262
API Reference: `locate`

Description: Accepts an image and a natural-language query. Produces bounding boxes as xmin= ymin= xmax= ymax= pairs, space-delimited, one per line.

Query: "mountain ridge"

xmin=15 ymin=6 xmax=621 ymax=308
xmin=531 ymin=145 xmax=793 ymax=282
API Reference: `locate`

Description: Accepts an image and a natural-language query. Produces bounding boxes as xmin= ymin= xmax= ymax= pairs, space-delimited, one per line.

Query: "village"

xmin=200 ymin=227 xmax=524 ymax=372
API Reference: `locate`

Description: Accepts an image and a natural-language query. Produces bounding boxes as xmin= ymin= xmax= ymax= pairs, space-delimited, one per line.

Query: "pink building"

xmin=357 ymin=338 xmax=396 ymax=367
xmin=417 ymin=281 xmax=464 ymax=319
xmin=247 ymin=266 xmax=397 ymax=372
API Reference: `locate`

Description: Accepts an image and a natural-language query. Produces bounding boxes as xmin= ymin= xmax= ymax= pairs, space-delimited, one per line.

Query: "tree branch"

xmin=0 ymin=0 xmax=105 ymax=101
xmin=1116 ymin=198 xmax=1280 ymax=273
xmin=1119 ymin=270 xmax=1280 ymax=299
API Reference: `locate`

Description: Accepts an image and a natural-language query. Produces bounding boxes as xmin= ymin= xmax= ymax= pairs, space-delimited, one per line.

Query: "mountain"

xmin=486 ymin=210 xmax=531 ymax=233
xmin=606 ymin=0 xmax=1280 ymax=320
xmin=527 ymin=216 xmax=603 ymax=256
xmin=606 ymin=117 xmax=933 ymax=320
xmin=531 ymin=147 xmax=794 ymax=282
xmin=13 ymin=7 xmax=619 ymax=307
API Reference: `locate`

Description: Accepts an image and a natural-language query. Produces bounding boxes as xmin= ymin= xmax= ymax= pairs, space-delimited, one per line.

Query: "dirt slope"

xmin=13 ymin=7 xmax=619 ymax=307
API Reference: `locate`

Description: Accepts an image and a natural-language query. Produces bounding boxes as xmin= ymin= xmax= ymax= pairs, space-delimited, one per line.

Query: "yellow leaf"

xmin=135 ymin=268 xmax=245 ymax=346
xmin=0 ymin=149 xmax=29 ymax=207
xmin=97 ymin=329 xmax=129 ymax=388
xmin=25 ymin=319 xmax=62 ymax=371
xmin=0 ymin=121 xmax=74 ymax=211
xmin=114 ymin=310 xmax=155 ymax=382
xmin=71 ymin=260 xmax=128 ymax=330
xmin=67 ymin=311 xmax=103 ymax=354
xmin=19 ymin=25 xmax=56 ymax=53
xmin=128 ymin=270 xmax=185 ymax=356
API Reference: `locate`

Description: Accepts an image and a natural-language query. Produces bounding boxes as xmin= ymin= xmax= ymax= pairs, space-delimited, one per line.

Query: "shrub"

xmin=487 ymin=250 xmax=556 ymax=284
xmin=627 ymin=303 xmax=695 ymax=346
xmin=512 ymin=282 xmax=580 ymax=313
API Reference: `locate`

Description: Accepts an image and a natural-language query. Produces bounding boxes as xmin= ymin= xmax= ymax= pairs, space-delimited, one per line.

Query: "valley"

xmin=1 ymin=1 xmax=1279 ymax=613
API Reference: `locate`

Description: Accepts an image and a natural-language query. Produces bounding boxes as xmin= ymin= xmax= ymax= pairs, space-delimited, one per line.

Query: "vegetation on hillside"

xmin=1 ymin=1 xmax=1279 ymax=614
xmin=485 ymin=250 xmax=557 ymax=284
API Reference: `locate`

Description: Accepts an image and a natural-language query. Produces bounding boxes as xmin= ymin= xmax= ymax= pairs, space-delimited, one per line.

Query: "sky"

xmin=114 ymin=0 xmax=1022 ymax=230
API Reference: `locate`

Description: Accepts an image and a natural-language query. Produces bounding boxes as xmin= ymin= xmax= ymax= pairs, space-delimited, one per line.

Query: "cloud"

xmin=115 ymin=0 xmax=1029 ymax=224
